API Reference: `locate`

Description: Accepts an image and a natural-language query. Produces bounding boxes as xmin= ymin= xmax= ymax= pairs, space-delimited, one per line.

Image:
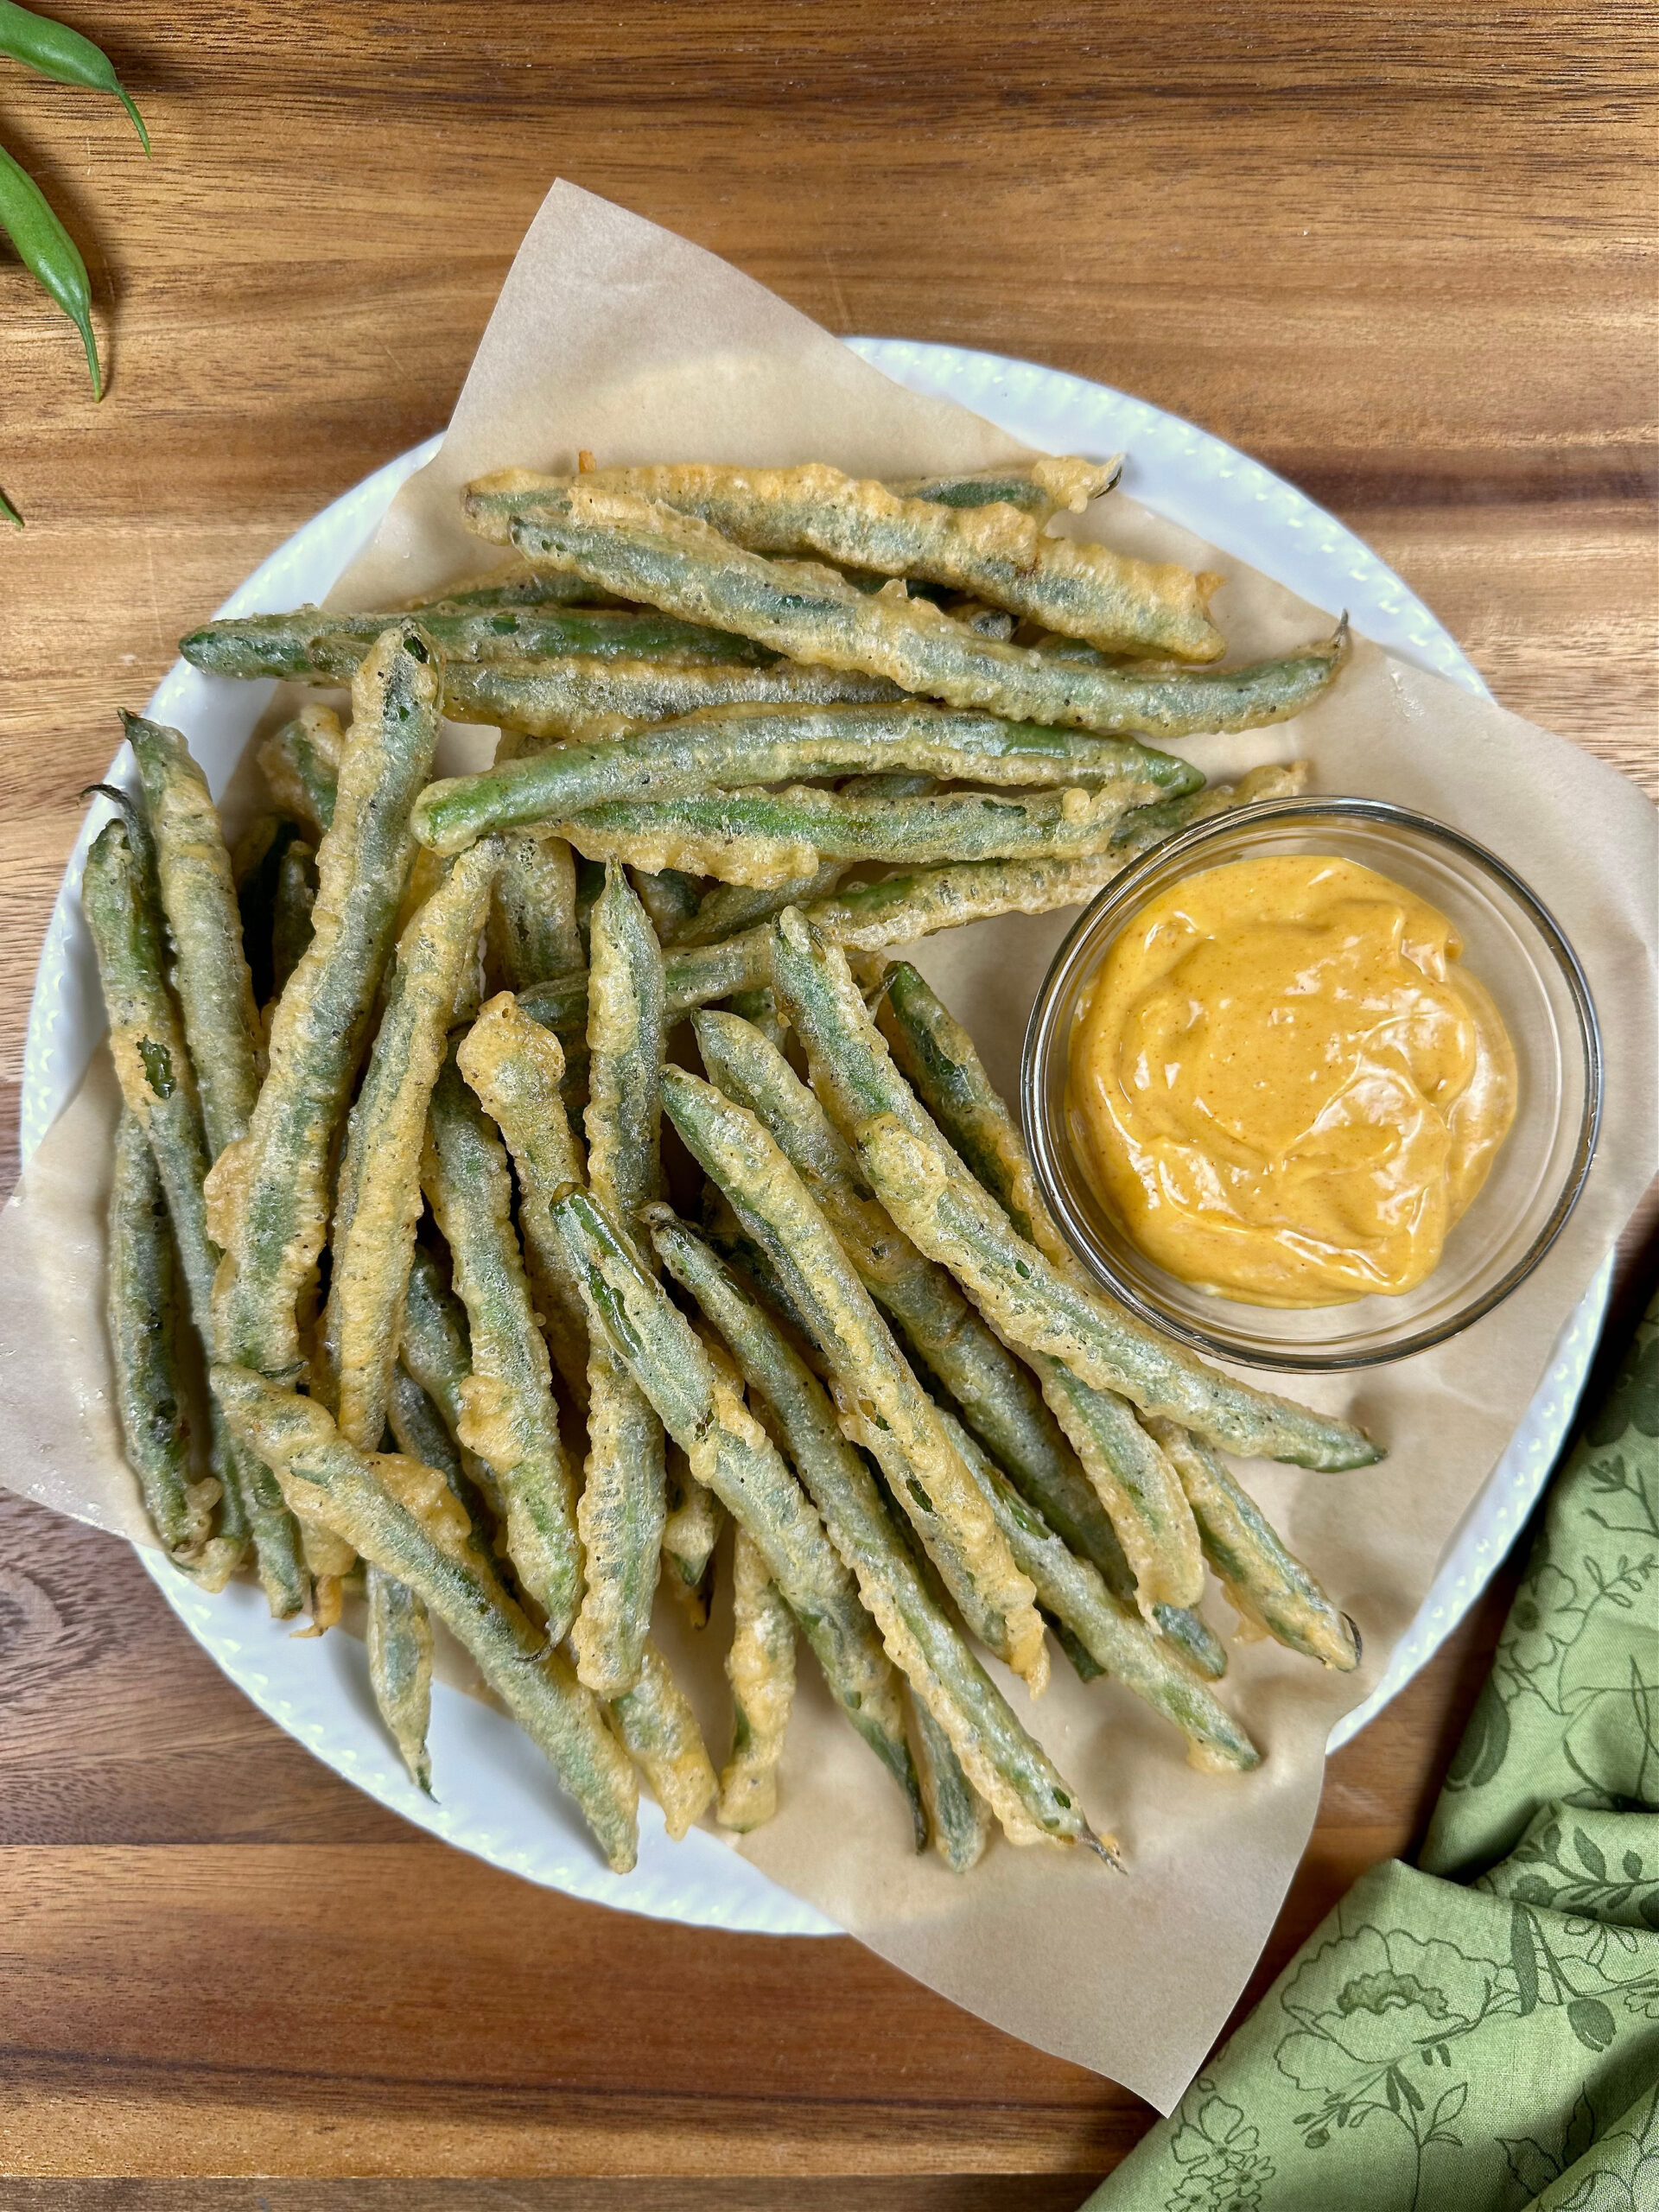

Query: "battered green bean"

xmin=470 ymin=462 xmax=1219 ymax=661
xmin=120 ymin=722 xmax=304 ymax=1585
xmin=268 ymin=838 xmax=316 ymax=1004
xmin=938 ymin=1408 xmax=1260 ymax=1774
xmin=124 ymin=712 xmax=262 ymax=1160
xmin=486 ymin=833 xmax=580 ymax=992
xmin=211 ymin=626 xmax=442 ymax=1390
xmin=552 ymin=1183 xmax=922 ymax=1830
xmin=627 ymin=866 xmax=702 ymax=938
xmin=455 ymin=993 xmax=591 ymax=1408
xmin=552 ymin=779 xmax=1153 ymax=890
xmin=423 ymin=1053 xmax=582 ymax=1639
xmin=860 ymin=1116 xmax=1382 ymax=1472
xmin=1147 ymin=1420 xmax=1357 ymax=1670
xmin=257 ymin=706 xmax=341 ymax=840
xmin=493 ymin=487 xmax=1349 ymax=735
xmin=571 ymin=864 xmax=669 ymax=1696
xmin=107 ymin=1107 xmax=224 ymax=1569
xmin=399 ymin=1246 xmax=503 ymax=1516
xmin=886 ymin=457 xmax=1121 ymax=515
xmin=513 ymin=767 xmax=1302 ymax=1038
xmin=611 ymin=1641 xmax=718 ymax=1840
xmin=84 ymin=815 xmax=304 ymax=1613
xmin=659 ymin=1066 xmax=1046 ymax=1688
xmin=181 ymin=603 xmax=776 ymax=683
xmin=662 ymin=1446 xmax=723 ymax=1623
xmin=365 ymin=1563 xmax=435 ymax=1794
xmin=912 ymin=1693 xmax=991 ymax=1872
xmin=403 ymin=555 xmax=619 ymax=610
xmin=213 ymin=1366 xmax=639 ymax=1870
xmin=716 ymin=1527 xmax=796 ymax=1831
xmin=325 ymin=840 xmax=502 ymax=1455
xmin=878 ymin=959 xmax=1070 ymax=1266
xmin=666 ymin=773 xmax=936 ymax=950
xmin=441 ymin=655 xmax=901 ymax=743
xmin=411 ymin=698 xmax=1191 ymax=857
xmin=649 ymin=1212 xmax=1104 ymax=1853
xmin=693 ymin=1007 xmax=1111 ymax=1606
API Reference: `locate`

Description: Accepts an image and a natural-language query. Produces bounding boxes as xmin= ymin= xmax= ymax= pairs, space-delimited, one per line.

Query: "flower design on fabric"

xmin=1276 ymin=1924 xmax=1495 ymax=2094
xmin=1161 ymin=2080 xmax=1274 ymax=2212
xmin=1505 ymin=1562 xmax=1579 ymax=1675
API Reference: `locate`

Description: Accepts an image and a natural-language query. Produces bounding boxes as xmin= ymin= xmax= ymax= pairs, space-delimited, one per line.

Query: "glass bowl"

xmin=1020 ymin=796 xmax=1602 ymax=1370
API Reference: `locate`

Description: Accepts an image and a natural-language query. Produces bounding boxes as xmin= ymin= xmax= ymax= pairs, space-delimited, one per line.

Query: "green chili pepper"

xmin=0 ymin=142 xmax=100 ymax=397
xmin=0 ymin=3 xmax=149 ymax=149
xmin=1 ymin=486 xmax=21 ymax=527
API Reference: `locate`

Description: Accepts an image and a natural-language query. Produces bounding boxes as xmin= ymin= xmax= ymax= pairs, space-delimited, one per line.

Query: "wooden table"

xmin=2 ymin=4 xmax=1653 ymax=2199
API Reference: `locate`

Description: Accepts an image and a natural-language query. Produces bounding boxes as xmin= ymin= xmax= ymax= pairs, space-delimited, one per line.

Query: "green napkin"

xmin=1086 ymin=1289 xmax=1659 ymax=2211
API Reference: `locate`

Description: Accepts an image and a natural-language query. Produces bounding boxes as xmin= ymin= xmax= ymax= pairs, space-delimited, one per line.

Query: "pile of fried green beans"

xmin=93 ymin=451 xmax=1371 ymax=1877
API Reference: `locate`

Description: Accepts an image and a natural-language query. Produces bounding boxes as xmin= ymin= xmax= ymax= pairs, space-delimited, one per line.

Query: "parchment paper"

xmin=2 ymin=181 xmax=1654 ymax=2113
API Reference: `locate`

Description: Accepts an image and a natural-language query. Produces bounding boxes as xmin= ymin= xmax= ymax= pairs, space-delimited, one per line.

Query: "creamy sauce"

xmin=1069 ymin=855 xmax=1516 ymax=1306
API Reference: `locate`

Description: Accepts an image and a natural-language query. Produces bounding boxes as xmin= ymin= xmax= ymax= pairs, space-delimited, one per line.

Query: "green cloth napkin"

xmin=1087 ymin=1289 xmax=1659 ymax=2212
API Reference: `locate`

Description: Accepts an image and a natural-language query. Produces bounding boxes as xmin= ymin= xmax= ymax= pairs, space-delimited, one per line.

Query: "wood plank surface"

xmin=1 ymin=0 xmax=1653 ymax=2196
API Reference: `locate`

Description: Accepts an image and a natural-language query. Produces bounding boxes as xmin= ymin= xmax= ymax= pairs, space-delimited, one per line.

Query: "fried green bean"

xmin=1146 ymin=1420 xmax=1357 ymax=1670
xmin=552 ymin=1182 xmax=922 ymax=1830
xmin=326 ymin=842 xmax=500 ymax=1456
xmin=513 ymin=766 xmax=1301 ymax=1037
xmin=399 ymin=1246 xmax=503 ymax=1516
xmin=693 ymin=1007 xmax=1112 ymax=1605
xmin=440 ymin=655 xmax=901 ymax=743
xmin=553 ymin=779 xmax=1154 ymax=890
xmin=471 ymin=462 xmax=1218 ymax=661
xmin=107 ymin=1107 xmax=224 ymax=1569
xmin=938 ymin=1407 xmax=1260 ymax=1774
xmin=422 ymin=1053 xmax=582 ymax=1640
xmin=861 ymin=1116 xmax=1382 ymax=1473
xmin=181 ymin=603 xmax=777 ymax=683
xmin=486 ymin=832 xmax=580 ymax=993
xmin=662 ymin=1446 xmax=723 ymax=1624
xmin=912 ymin=1692 xmax=991 ymax=1872
xmin=1021 ymin=1357 xmax=1198 ymax=1614
xmin=365 ymin=1563 xmax=435 ymax=1795
xmin=493 ymin=486 xmax=1349 ymax=735
xmin=884 ymin=456 xmax=1121 ymax=516
xmin=213 ymin=1366 xmax=639 ymax=1870
xmin=455 ymin=993 xmax=591 ymax=1408
xmin=124 ymin=713 xmax=263 ymax=1160
xmin=403 ymin=555 xmax=619 ymax=610
xmin=268 ymin=837 xmax=316 ymax=1004
xmin=659 ymin=1066 xmax=1045 ymax=1688
xmin=665 ymin=774 xmax=934 ymax=950
xmin=123 ymin=715 xmax=313 ymax=1597
xmin=716 ymin=1527 xmax=796 ymax=1832
xmin=879 ymin=959 xmax=1070 ymax=1264
xmin=84 ymin=815 xmax=305 ymax=1612
xmin=628 ymin=865 xmax=703 ymax=938
xmin=411 ymin=697 xmax=1192 ymax=857
xmin=257 ymin=706 xmax=341 ymax=840
xmin=650 ymin=1212 xmax=1104 ymax=1853
xmin=611 ymin=1641 xmax=718 ymax=1840
xmin=211 ymin=626 xmax=441 ymax=1391
xmin=568 ymin=865 xmax=670 ymax=1695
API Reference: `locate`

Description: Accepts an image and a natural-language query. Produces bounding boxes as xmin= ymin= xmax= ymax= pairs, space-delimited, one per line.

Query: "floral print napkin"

xmin=1087 ymin=1289 xmax=1659 ymax=2210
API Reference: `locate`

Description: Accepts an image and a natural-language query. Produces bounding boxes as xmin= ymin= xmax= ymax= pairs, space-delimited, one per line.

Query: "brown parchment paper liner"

xmin=2 ymin=181 xmax=1654 ymax=2113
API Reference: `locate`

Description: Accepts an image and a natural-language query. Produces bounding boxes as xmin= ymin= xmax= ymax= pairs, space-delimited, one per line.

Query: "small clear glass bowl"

xmin=1020 ymin=796 xmax=1603 ymax=1371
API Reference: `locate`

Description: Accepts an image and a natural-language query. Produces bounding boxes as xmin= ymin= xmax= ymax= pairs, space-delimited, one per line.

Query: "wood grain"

xmin=0 ymin=0 xmax=1653 ymax=2192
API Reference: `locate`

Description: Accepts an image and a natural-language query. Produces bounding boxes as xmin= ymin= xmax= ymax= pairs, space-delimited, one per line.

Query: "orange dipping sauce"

xmin=1068 ymin=855 xmax=1517 ymax=1306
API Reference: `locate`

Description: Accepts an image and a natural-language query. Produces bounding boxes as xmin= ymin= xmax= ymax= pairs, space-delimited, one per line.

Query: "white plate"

xmin=22 ymin=341 xmax=1611 ymax=1933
